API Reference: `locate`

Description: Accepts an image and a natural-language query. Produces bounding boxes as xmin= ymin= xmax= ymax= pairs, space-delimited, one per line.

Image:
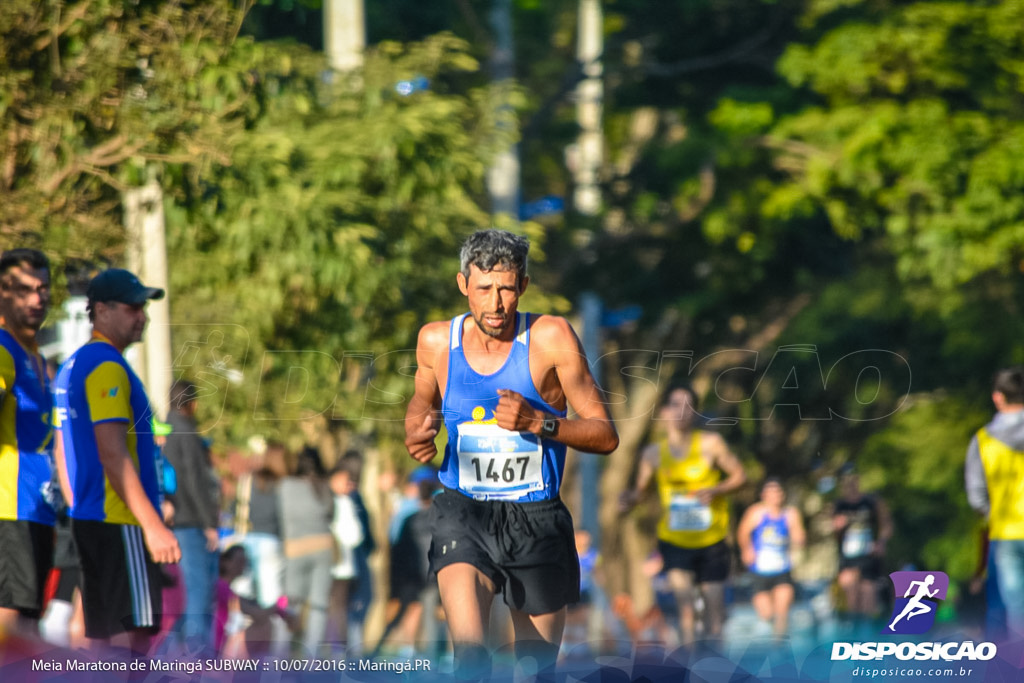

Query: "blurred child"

xmin=216 ymin=545 xmax=294 ymax=658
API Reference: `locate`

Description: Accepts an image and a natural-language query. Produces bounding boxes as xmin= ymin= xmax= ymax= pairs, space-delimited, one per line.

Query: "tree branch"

xmin=640 ymin=7 xmax=787 ymax=78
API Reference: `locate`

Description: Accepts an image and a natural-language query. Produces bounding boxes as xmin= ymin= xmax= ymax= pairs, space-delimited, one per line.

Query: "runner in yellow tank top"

xmin=654 ymin=430 xmax=731 ymax=549
xmin=622 ymin=386 xmax=746 ymax=646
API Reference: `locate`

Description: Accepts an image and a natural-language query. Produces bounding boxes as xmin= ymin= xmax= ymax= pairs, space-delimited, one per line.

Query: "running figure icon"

xmin=888 ymin=574 xmax=939 ymax=631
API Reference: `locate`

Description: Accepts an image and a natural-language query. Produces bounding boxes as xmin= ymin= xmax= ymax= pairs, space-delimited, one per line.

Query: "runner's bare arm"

xmin=496 ymin=315 xmax=617 ymax=454
xmin=704 ymin=432 xmax=746 ymax=496
xmin=620 ymin=443 xmax=659 ymax=511
xmin=404 ymin=322 xmax=447 ymax=464
xmin=95 ymin=422 xmax=180 ymax=564
xmin=787 ymin=505 xmax=807 ymax=548
xmin=736 ymin=504 xmax=760 ymax=566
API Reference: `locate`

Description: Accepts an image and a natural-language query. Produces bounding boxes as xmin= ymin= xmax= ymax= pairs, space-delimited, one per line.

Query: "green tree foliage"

xmin=857 ymin=394 xmax=990 ymax=581
xmin=0 ymin=0 xmax=254 ymax=258
xmin=163 ymin=34 xmax=553 ymax=446
xmin=773 ymin=0 xmax=1024 ymax=292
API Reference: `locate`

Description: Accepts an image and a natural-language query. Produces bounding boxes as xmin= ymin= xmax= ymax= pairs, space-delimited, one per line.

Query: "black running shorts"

xmin=0 ymin=519 xmax=54 ymax=617
xmin=658 ymin=538 xmax=732 ymax=584
xmin=839 ymin=554 xmax=883 ymax=580
xmin=751 ymin=571 xmax=794 ymax=593
xmin=71 ymin=519 xmax=162 ymax=639
xmin=428 ymin=488 xmax=580 ymax=615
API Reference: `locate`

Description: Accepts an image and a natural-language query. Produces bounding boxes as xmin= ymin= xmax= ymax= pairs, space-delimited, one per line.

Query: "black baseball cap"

xmin=87 ymin=268 xmax=165 ymax=305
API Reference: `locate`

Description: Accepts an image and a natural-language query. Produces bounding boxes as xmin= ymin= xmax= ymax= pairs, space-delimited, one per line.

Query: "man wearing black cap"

xmin=55 ymin=268 xmax=180 ymax=655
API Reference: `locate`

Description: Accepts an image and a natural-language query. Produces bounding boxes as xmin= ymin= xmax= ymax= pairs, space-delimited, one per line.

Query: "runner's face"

xmin=761 ymin=482 xmax=785 ymax=507
xmin=664 ymin=389 xmax=696 ymax=428
xmin=458 ymin=265 xmax=527 ymax=339
xmin=0 ymin=265 xmax=50 ymax=331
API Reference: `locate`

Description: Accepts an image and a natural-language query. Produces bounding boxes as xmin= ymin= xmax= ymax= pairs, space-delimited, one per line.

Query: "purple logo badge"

xmin=883 ymin=571 xmax=949 ymax=635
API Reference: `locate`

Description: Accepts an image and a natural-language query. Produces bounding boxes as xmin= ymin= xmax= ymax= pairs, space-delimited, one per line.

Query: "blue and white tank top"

xmin=439 ymin=313 xmax=567 ymax=502
xmin=751 ymin=510 xmax=792 ymax=576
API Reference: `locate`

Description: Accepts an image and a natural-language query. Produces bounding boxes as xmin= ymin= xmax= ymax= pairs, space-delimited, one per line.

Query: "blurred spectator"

xmin=338 ymin=449 xmax=376 ymax=657
xmin=278 ymin=446 xmax=334 ymax=656
xmin=326 ymin=458 xmax=363 ymax=653
xmin=215 ymin=545 xmax=295 ymax=658
xmin=163 ymin=378 xmax=220 ymax=652
xmin=235 ymin=441 xmax=287 ymax=609
xmin=563 ymin=529 xmax=602 ymax=653
xmin=379 ymin=478 xmax=438 ymax=657
xmin=388 ymin=465 xmax=439 ymax=544
xmin=966 ymin=366 xmax=1024 ymax=640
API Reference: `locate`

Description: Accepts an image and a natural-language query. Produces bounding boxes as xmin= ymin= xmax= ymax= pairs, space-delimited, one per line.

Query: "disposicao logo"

xmin=884 ymin=570 xmax=948 ymax=635
xmin=831 ymin=570 xmax=997 ymax=663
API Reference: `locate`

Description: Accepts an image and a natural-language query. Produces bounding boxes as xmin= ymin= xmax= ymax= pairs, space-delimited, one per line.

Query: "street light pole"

xmin=124 ymin=180 xmax=172 ymax=421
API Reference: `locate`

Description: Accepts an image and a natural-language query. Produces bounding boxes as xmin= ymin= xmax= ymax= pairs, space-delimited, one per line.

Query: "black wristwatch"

xmin=541 ymin=415 xmax=559 ymax=438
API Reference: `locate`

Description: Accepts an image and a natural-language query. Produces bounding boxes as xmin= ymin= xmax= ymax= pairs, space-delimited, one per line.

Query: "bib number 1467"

xmin=470 ymin=456 xmax=531 ymax=483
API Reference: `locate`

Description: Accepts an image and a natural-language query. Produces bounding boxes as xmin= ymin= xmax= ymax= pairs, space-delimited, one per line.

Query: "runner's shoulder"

xmin=527 ymin=313 xmax=577 ymax=345
xmin=417 ymin=320 xmax=450 ymax=352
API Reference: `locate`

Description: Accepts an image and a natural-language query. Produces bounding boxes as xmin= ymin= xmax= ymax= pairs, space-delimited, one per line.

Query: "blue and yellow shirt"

xmin=55 ymin=335 xmax=159 ymax=525
xmin=0 ymin=329 xmax=55 ymax=525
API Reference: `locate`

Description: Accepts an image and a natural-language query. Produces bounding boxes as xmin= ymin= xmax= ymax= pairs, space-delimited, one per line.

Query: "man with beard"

xmin=0 ymin=249 xmax=57 ymax=636
xmin=404 ymin=229 xmax=618 ymax=678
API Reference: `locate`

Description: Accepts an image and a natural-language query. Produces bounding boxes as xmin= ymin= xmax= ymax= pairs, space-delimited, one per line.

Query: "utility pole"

xmin=575 ymin=0 xmax=605 ymax=546
xmin=323 ymin=0 xmax=365 ymax=72
xmin=578 ymin=292 xmax=603 ymax=542
xmin=487 ymin=0 xmax=520 ymax=219
xmin=124 ymin=181 xmax=172 ymax=421
xmin=574 ymin=0 xmax=603 ymax=215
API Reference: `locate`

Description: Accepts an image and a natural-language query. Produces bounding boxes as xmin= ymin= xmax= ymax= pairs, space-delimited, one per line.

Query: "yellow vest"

xmin=977 ymin=428 xmax=1024 ymax=540
xmin=655 ymin=432 xmax=729 ymax=548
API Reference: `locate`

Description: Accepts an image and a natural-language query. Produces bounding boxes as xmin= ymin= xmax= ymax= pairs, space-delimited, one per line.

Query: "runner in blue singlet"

xmin=404 ymin=229 xmax=618 ymax=678
xmin=737 ymin=477 xmax=805 ymax=640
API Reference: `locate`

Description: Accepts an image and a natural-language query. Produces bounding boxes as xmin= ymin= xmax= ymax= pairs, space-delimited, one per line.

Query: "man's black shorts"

xmin=658 ymin=538 xmax=731 ymax=584
xmin=751 ymin=571 xmax=793 ymax=594
xmin=428 ymin=489 xmax=580 ymax=615
xmin=839 ymin=554 xmax=882 ymax=580
xmin=71 ymin=519 xmax=162 ymax=639
xmin=0 ymin=519 xmax=54 ymax=617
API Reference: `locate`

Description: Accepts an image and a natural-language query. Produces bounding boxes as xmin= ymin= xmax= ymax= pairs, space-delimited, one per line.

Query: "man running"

xmin=0 ymin=249 xmax=56 ymax=637
xmin=737 ymin=477 xmax=805 ymax=641
xmin=832 ymin=470 xmax=892 ymax=630
xmin=404 ymin=229 xmax=618 ymax=677
xmin=622 ymin=386 xmax=746 ymax=646
xmin=55 ymin=268 xmax=180 ymax=655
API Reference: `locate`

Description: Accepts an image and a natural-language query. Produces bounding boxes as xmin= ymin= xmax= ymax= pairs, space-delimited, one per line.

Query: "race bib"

xmin=457 ymin=423 xmax=544 ymax=501
xmin=755 ymin=547 xmax=788 ymax=574
xmin=668 ymin=493 xmax=711 ymax=532
xmin=842 ymin=526 xmax=873 ymax=558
